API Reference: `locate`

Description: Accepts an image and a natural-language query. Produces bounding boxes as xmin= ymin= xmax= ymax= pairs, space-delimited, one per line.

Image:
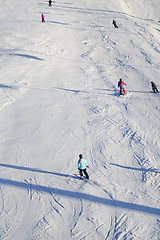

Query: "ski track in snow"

xmin=0 ymin=0 xmax=160 ymax=239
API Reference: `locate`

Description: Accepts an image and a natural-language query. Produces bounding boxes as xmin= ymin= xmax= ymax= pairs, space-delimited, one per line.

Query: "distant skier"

xmin=151 ymin=81 xmax=159 ymax=93
xmin=78 ymin=154 xmax=89 ymax=179
xmin=118 ymin=79 xmax=126 ymax=95
xmin=113 ymin=20 xmax=118 ymax=28
xmin=41 ymin=14 xmax=45 ymax=22
xmin=49 ymin=0 xmax=52 ymax=6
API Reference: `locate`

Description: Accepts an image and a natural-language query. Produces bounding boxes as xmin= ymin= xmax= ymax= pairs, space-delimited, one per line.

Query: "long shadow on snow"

xmin=53 ymin=87 xmax=91 ymax=94
xmin=59 ymin=87 xmax=155 ymax=97
xmin=110 ymin=163 xmax=160 ymax=174
xmin=128 ymin=90 xmax=157 ymax=94
xmin=0 ymin=84 xmax=17 ymax=89
xmin=10 ymin=53 xmax=43 ymax=61
xmin=97 ymin=89 xmax=154 ymax=94
xmin=0 ymin=163 xmax=78 ymax=179
xmin=53 ymin=87 xmax=116 ymax=96
xmin=54 ymin=4 xmax=154 ymax=21
xmin=48 ymin=21 xmax=70 ymax=25
xmin=0 ymin=177 xmax=160 ymax=216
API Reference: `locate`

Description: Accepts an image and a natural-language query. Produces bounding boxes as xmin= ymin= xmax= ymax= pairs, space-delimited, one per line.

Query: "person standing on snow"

xmin=49 ymin=0 xmax=52 ymax=6
xmin=151 ymin=81 xmax=159 ymax=93
xmin=118 ymin=78 xmax=126 ymax=95
xmin=113 ymin=20 xmax=118 ymax=28
xmin=41 ymin=14 xmax=45 ymax=22
xmin=78 ymin=154 xmax=89 ymax=179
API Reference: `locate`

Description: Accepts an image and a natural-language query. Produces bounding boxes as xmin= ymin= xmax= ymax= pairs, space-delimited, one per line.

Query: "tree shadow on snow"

xmin=110 ymin=162 xmax=160 ymax=183
xmin=0 ymin=177 xmax=160 ymax=216
xmin=0 ymin=163 xmax=78 ymax=179
xmin=110 ymin=163 xmax=160 ymax=174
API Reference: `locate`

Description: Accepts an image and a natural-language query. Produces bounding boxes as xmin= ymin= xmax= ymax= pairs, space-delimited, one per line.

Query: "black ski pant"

xmin=79 ymin=168 xmax=89 ymax=179
xmin=113 ymin=23 xmax=118 ymax=28
xmin=153 ymin=88 xmax=158 ymax=93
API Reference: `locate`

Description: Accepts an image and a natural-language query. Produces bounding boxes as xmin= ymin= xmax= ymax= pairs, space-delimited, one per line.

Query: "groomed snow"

xmin=0 ymin=0 xmax=160 ymax=239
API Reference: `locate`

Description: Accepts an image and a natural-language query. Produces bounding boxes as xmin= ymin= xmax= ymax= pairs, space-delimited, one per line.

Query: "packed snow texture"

xmin=0 ymin=0 xmax=160 ymax=239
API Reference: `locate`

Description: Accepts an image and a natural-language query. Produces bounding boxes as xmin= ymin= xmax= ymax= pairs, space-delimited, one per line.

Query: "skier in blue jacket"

xmin=78 ymin=154 xmax=89 ymax=179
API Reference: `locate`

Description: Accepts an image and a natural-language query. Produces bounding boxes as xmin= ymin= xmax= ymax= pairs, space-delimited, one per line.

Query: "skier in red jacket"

xmin=118 ymin=79 xmax=126 ymax=95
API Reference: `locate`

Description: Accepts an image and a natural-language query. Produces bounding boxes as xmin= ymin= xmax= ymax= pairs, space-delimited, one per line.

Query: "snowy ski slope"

xmin=0 ymin=0 xmax=160 ymax=239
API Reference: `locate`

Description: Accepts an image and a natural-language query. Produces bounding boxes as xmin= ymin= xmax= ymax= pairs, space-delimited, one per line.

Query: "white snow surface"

xmin=0 ymin=0 xmax=160 ymax=239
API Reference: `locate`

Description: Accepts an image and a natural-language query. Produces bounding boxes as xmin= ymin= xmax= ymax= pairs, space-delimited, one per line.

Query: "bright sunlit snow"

xmin=0 ymin=0 xmax=160 ymax=239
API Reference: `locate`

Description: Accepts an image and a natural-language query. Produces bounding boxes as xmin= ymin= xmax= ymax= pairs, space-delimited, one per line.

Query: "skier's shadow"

xmin=48 ymin=21 xmax=70 ymax=25
xmin=97 ymin=88 xmax=153 ymax=94
xmin=10 ymin=53 xmax=43 ymax=61
xmin=0 ymin=84 xmax=17 ymax=89
xmin=53 ymin=87 xmax=117 ymax=96
xmin=0 ymin=163 xmax=78 ymax=179
xmin=96 ymin=88 xmax=118 ymax=96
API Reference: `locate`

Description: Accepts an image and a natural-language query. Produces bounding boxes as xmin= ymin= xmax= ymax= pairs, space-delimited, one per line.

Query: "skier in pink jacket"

xmin=41 ymin=14 xmax=45 ymax=22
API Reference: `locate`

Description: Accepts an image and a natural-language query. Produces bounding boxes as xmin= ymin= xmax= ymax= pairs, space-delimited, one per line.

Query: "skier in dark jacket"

xmin=78 ymin=154 xmax=89 ymax=179
xmin=118 ymin=79 xmax=126 ymax=95
xmin=151 ymin=81 xmax=159 ymax=93
xmin=49 ymin=0 xmax=52 ymax=6
xmin=113 ymin=20 xmax=118 ymax=28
